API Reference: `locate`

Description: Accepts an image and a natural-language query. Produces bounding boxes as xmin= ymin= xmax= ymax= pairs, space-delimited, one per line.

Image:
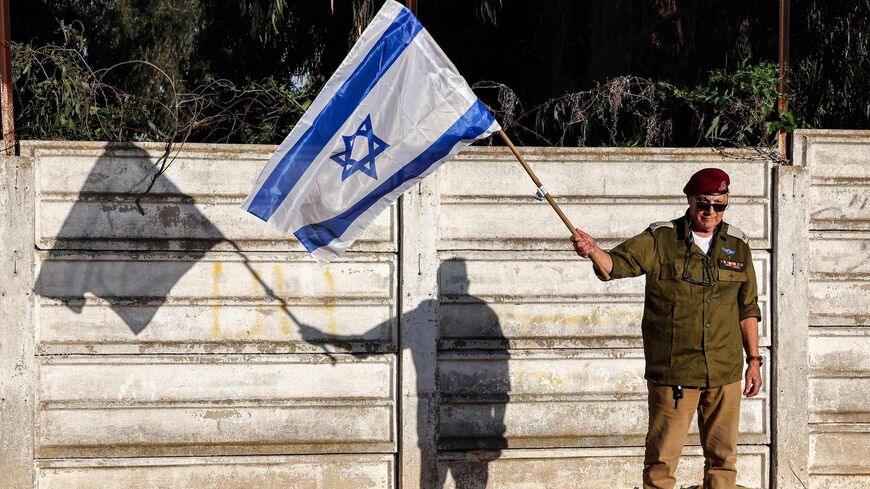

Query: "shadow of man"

xmin=299 ymin=258 xmax=509 ymax=489
xmin=34 ymin=144 xmax=224 ymax=334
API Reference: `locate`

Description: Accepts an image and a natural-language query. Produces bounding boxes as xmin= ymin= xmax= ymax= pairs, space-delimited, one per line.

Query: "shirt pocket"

xmin=658 ymin=258 xmax=698 ymax=303
xmin=716 ymin=268 xmax=747 ymax=303
xmin=659 ymin=261 xmax=678 ymax=280
xmin=719 ymin=268 xmax=749 ymax=285
xmin=656 ymin=261 xmax=681 ymax=304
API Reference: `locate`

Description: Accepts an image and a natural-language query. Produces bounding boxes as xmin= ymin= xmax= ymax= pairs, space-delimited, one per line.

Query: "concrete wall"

xmin=794 ymin=130 xmax=870 ymax=489
xmin=0 ymin=135 xmax=866 ymax=488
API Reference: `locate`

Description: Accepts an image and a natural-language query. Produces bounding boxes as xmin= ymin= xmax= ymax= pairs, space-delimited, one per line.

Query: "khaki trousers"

xmin=643 ymin=380 xmax=742 ymax=489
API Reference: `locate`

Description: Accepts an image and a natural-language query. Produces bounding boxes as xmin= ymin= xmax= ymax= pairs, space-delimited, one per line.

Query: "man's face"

xmin=688 ymin=193 xmax=728 ymax=234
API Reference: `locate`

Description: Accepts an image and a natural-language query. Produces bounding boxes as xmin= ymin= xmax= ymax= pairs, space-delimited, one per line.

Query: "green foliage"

xmin=666 ymin=62 xmax=788 ymax=147
xmin=41 ymin=0 xmax=200 ymax=102
xmin=13 ymin=21 xmax=102 ymax=141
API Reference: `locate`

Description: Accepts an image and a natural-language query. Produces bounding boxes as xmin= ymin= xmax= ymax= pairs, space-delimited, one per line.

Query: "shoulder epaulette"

xmin=649 ymin=221 xmax=675 ymax=232
xmin=725 ymin=224 xmax=748 ymax=243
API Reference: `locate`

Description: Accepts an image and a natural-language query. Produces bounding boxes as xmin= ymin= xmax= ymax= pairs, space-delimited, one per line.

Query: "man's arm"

xmin=740 ymin=316 xmax=762 ymax=397
xmin=738 ymin=248 xmax=763 ymax=398
xmin=571 ymin=228 xmax=613 ymax=275
xmin=571 ymin=227 xmax=656 ymax=280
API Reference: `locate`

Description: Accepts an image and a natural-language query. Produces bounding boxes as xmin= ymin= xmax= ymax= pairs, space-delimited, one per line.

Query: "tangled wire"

xmin=11 ymin=22 xmax=314 ymax=207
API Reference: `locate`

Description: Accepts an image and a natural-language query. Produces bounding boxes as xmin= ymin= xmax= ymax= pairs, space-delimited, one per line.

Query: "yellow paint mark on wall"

xmin=211 ymin=262 xmax=223 ymax=341
xmin=614 ymin=376 xmax=631 ymax=394
xmin=246 ymin=268 xmax=264 ymax=339
xmin=497 ymin=306 xmax=638 ymax=329
xmin=323 ymin=268 xmax=338 ymax=336
xmin=529 ymin=371 xmax=565 ymax=388
xmin=210 ymin=263 xmax=265 ymax=341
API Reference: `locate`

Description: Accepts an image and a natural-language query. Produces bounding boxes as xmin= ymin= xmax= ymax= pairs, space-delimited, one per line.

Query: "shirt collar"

xmin=679 ymin=209 xmax=726 ymax=245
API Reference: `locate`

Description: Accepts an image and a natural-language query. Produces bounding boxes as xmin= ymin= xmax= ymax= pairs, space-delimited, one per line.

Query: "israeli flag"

xmin=241 ymin=0 xmax=500 ymax=264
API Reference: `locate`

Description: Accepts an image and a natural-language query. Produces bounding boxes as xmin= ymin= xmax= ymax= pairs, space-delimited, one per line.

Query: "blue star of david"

xmin=330 ymin=115 xmax=389 ymax=181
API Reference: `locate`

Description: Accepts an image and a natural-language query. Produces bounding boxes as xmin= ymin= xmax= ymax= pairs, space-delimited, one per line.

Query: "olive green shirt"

xmin=596 ymin=212 xmax=762 ymax=387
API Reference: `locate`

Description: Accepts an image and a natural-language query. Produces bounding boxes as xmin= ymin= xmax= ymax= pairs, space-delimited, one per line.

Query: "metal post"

xmin=777 ymin=0 xmax=790 ymax=159
xmin=0 ymin=0 xmax=14 ymax=156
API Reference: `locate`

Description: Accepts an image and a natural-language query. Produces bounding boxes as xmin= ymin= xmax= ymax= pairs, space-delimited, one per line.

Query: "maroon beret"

xmin=683 ymin=168 xmax=730 ymax=195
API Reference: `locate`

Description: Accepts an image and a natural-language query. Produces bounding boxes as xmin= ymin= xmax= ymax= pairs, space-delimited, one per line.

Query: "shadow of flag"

xmin=33 ymin=145 xmax=223 ymax=334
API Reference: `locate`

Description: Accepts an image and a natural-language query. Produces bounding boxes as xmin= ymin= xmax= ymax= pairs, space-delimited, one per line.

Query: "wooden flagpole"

xmin=498 ymin=130 xmax=611 ymax=280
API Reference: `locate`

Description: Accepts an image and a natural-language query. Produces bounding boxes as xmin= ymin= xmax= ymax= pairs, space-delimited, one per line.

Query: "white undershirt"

xmin=692 ymin=231 xmax=713 ymax=255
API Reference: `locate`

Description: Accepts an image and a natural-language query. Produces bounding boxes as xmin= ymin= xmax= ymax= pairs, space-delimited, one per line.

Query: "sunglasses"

xmin=694 ymin=199 xmax=728 ymax=212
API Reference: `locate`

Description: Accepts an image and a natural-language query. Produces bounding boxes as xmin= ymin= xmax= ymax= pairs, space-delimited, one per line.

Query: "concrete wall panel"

xmin=35 ymin=252 xmax=393 ymax=299
xmin=437 ymin=447 xmax=768 ymax=489
xmin=808 ymin=232 xmax=870 ymax=325
xmin=808 ymin=331 xmax=870 ymax=423
xmin=809 ymin=232 xmax=870 ymax=275
xmin=803 ymin=135 xmax=870 ymax=179
xmin=808 ymin=279 xmax=870 ymax=326
xmin=440 ymin=156 xmax=770 ymax=198
xmin=809 ymin=476 xmax=870 ymax=489
xmin=36 ymin=355 xmax=395 ymax=458
xmin=37 ymin=200 xmax=394 ymax=251
xmin=809 ymin=426 xmax=870 ymax=475
xmin=35 ymin=252 xmax=396 ymax=354
xmin=25 ymin=142 xmax=395 ymax=252
xmin=37 ymin=455 xmax=395 ymax=489
xmin=809 ymin=185 xmax=870 ymax=230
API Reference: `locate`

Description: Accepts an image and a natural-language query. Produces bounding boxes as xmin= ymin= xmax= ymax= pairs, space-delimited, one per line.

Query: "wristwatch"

xmin=745 ymin=355 xmax=764 ymax=366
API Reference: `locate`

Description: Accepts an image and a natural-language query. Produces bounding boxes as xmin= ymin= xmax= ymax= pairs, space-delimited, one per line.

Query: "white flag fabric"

xmin=240 ymin=0 xmax=500 ymax=264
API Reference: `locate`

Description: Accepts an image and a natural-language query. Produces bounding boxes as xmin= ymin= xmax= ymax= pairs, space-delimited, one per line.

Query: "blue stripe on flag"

xmin=294 ymin=100 xmax=496 ymax=252
xmin=246 ymin=8 xmax=422 ymax=221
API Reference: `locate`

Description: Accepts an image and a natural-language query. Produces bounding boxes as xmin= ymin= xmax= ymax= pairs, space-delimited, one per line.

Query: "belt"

xmin=669 ymin=385 xmax=707 ymax=408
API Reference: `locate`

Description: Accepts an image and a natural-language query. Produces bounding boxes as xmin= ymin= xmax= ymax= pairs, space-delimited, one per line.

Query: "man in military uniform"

xmin=571 ymin=168 xmax=762 ymax=489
